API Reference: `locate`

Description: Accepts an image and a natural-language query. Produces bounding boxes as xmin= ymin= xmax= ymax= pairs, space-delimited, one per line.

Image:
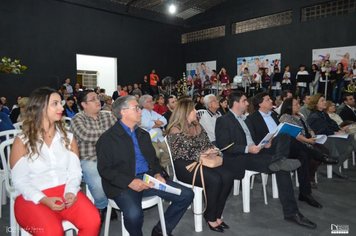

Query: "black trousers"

xmin=262 ymin=134 xmax=312 ymax=196
xmin=174 ymin=159 xmax=234 ymax=222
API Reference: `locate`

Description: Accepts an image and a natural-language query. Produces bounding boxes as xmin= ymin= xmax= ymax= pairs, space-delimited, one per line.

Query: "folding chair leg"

xmin=242 ymin=173 xmax=251 ymax=213
xmin=193 ymin=188 xmax=203 ymax=232
xmin=103 ymin=205 xmax=112 ymax=236
xmin=261 ymin=174 xmax=268 ymax=205
xmin=157 ymin=198 xmax=167 ymax=236
xmin=327 ymin=165 xmax=333 ymax=179
xmin=343 ymin=159 xmax=348 ymax=169
xmin=272 ymin=174 xmax=278 ymax=199
xmin=233 ymin=179 xmax=240 ymax=196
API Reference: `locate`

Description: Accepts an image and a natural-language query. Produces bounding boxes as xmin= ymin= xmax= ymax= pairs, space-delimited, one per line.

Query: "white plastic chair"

xmin=233 ymin=170 xmax=270 ymax=213
xmin=13 ymin=122 xmax=23 ymax=130
xmin=0 ymin=139 xmax=78 ymax=236
xmin=0 ymin=129 xmax=21 ymax=219
xmin=104 ymin=197 xmax=167 ymax=236
xmin=165 ymin=137 xmax=204 ymax=232
xmin=196 ymin=109 xmax=207 ymax=121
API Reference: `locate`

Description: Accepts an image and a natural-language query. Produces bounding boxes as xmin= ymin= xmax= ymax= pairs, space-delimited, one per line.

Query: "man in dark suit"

xmin=215 ymin=91 xmax=316 ymax=229
xmin=96 ymin=95 xmax=194 ymax=236
xmin=339 ymin=93 xmax=356 ymax=122
xmin=247 ymin=92 xmax=322 ymax=209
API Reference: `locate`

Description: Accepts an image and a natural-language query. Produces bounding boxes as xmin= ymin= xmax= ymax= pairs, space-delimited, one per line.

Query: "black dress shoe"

xmin=285 ymin=213 xmax=317 ymax=229
xmin=151 ymin=226 xmax=173 ymax=236
xmin=321 ymin=155 xmax=339 ymax=165
xmin=333 ymin=169 xmax=349 ymax=179
xmin=299 ymin=194 xmax=323 ymax=208
xmin=206 ymin=221 xmax=224 ymax=233
xmin=269 ymin=158 xmax=301 ymax=172
xmin=219 ymin=222 xmax=230 ymax=229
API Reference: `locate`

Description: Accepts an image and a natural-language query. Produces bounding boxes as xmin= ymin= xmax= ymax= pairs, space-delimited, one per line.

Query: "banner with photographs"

xmin=236 ymin=53 xmax=281 ymax=76
xmin=186 ymin=60 xmax=217 ymax=83
xmin=312 ymin=45 xmax=356 ymax=72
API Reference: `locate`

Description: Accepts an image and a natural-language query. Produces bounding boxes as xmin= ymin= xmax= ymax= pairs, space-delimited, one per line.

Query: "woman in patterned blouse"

xmin=166 ymin=97 xmax=234 ymax=233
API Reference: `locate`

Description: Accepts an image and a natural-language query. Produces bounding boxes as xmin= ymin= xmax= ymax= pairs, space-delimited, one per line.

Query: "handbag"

xmin=184 ymin=153 xmax=223 ymax=214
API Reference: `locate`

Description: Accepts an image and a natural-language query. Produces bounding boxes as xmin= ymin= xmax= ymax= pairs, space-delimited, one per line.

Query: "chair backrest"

xmin=0 ymin=129 xmax=21 ymax=142
xmin=196 ymin=109 xmax=206 ymax=121
xmin=13 ymin=122 xmax=23 ymax=130
xmin=0 ymin=138 xmax=15 ymax=194
xmin=164 ymin=137 xmax=178 ymax=182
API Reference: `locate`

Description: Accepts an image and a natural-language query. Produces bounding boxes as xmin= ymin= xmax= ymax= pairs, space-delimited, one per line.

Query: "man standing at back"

xmin=96 ymin=95 xmax=193 ymax=236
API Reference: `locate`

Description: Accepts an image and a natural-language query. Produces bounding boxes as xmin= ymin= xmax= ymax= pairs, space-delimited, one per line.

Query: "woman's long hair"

xmin=166 ymin=97 xmax=198 ymax=135
xmin=279 ymin=97 xmax=294 ymax=117
xmin=22 ymin=87 xmax=70 ymax=158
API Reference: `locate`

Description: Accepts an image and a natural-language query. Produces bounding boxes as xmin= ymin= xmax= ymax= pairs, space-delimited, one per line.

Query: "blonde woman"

xmin=166 ymin=97 xmax=234 ymax=232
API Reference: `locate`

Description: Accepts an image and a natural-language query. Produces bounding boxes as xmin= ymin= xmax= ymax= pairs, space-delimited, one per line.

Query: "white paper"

xmin=258 ymin=133 xmax=274 ymax=148
xmin=143 ymin=174 xmax=181 ymax=195
xmin=314 ymin=135 xmax=327 ymax=144
xmin=328 ymin=134 xmax=349 ymax=139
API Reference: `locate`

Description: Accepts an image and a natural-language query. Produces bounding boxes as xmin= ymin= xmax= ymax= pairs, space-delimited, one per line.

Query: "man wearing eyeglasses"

xmin=139 ymin=95 xmax=170 ymax=170
xmin=71 ymin=90 xmax=117 ymax=222
xmin=96 ymin=95 xmax=194 ymax=236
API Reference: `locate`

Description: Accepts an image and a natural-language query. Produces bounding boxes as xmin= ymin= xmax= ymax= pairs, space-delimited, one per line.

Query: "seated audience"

xmin=63 ymin=96 xmax=78 ymax=118
xmin=339 ymin=93 xmax=356 ymax=122
xmin=163 ymin=95 xmax=177 ymax=127
xmin=326 ymin=101 xmax=343 ymax=125
xmin=215 ymin=91 xmax=316 ymax=229
xmin=10 ymin=97 xmax=29 ymax=123
xmin=307 ymin=94 xmax=354 ymax=178
xmin=218 ymin=97 xmax=228 ymax=115
xmin=10 ymin=87 xmax=100 ymax=235
xmin=71 ymin=90 xmax=117 ymax=220
xmin=166 ymin=97 xmax=233 ymax=232
xmin=153 ymin=94 xmax=168 ymax=115
xmin=279 ymin=98 xmax=338 ymax=188
xmin=102 ymin=95 xmax=113 ymax=111
xmin=247 ymin=92 xmax=322 ymax=209
xmin=199 ymin=94 xmax=221 ymax=143
xmin=139 ymin=95 xmax=170 ymax=169
xmin=96 ymin=95 xmax=193 ymax=236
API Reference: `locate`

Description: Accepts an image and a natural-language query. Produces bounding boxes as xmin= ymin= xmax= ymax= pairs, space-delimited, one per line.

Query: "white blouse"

xmin=11 ymin=130 xmax=82 ymax=204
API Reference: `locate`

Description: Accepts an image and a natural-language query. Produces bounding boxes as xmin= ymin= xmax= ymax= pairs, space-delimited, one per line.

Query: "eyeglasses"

xmin=86 ymin=96 xmax=100 ymax=102
xmin=123 ymin=105 xmax=141 ymax=112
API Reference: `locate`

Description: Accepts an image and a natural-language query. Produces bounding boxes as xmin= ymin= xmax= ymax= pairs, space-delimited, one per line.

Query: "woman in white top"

xmin=10 ymin=87 xmax=100 ymax=236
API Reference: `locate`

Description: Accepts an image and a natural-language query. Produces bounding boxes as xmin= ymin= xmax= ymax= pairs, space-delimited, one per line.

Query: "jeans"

xmin=113 ymin=179 xmax=194 ymax=236
xmin=81 ymin=160 xmax=108 ymax=209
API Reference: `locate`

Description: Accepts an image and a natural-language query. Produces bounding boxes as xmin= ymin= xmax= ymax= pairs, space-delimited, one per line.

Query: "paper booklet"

xmin=143 ymin=174 xmax=181 ymax=196
xmin=258 ymin=122 xmax=303 ymax=148
xmin=315 ymin=135 xmax=327 ymax=144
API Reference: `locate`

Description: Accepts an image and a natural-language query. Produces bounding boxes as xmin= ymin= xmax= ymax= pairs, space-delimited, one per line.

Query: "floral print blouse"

xmin=167 ymin=125 xmax=214 ymax=162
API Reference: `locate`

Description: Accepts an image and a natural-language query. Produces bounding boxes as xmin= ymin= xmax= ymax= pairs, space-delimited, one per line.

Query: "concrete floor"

xmin=1 ymin=164 xmax=355 ymax=236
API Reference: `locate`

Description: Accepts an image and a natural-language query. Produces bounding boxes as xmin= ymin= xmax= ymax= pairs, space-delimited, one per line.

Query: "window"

xmin=181 ymin=26 xmax=225 ymax=44
xmin=232 ymin=11 xmax=292 ymax=34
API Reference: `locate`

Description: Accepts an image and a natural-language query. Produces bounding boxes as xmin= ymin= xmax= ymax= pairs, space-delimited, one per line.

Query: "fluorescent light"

xmin=168 ymin=4 xmax=176 ymax=14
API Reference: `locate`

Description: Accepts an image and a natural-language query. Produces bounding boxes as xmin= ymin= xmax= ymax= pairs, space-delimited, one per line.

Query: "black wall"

xmin=0 ymin=0 xmax=183 ymax=105
xmin=183 ymin=0 xmax=356 ymax=77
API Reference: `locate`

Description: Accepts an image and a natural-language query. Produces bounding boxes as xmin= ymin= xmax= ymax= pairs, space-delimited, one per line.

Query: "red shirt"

xmin=153 ymin=104 xmax=168 ymax=115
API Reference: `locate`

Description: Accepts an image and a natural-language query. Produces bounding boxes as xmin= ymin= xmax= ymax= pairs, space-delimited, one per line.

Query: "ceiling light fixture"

xmin=168 ymin=3 xmax=177 ymax=14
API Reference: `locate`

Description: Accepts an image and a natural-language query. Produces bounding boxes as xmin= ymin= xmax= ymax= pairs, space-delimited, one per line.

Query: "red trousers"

xmin=15 ymin=185 xmax=100 ymax=236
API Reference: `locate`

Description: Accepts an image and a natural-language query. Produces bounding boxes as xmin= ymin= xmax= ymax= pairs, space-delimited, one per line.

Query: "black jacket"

xmin=215 ymin=111 xmax=247 ymax=179
xmin=307 ymin=111 xmax=339 ymax=135
xmin=96 ymin=121 xmax=162 ymax=198
xmin=246 ymin=110 xmax=280 ymax=145
xmin=339 ymin=105 xmax=356 ymax=122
